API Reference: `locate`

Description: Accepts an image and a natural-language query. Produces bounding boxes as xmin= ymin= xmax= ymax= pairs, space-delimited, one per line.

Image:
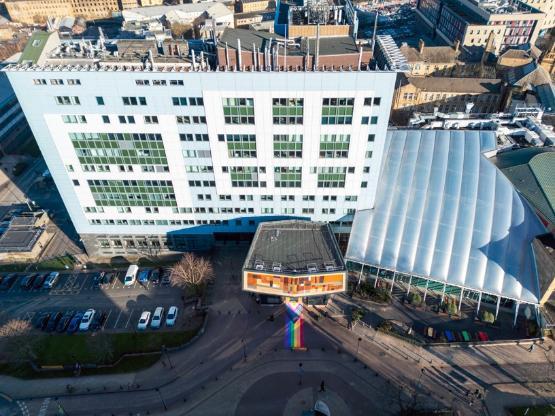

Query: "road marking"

xmin=124 ymin=309 xmax=134 ymax=329
xmin=111 ymin=275 xmax=118 ymax=290
xmin=37 ymin=397 xmax=50 ymax=416
xmin=104 ymin=309 xmax=113 ymax=329
xmin=113 ymin=309 xmax=123 ymax=328
xmin=16 ymin=401 xmax=29 ymax=416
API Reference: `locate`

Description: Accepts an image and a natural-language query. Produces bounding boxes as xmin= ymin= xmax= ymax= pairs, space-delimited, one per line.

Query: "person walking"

xmin=319 ymin=380 xmax=325 ymax=392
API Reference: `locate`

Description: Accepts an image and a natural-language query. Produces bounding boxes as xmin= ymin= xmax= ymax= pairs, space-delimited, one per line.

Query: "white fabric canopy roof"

xmin=346 ymin=129 xmax=546 ymax=304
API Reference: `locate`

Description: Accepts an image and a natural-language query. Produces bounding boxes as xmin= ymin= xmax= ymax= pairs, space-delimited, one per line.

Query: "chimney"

xmin=418 ymin=39 xmax=425 ymax=54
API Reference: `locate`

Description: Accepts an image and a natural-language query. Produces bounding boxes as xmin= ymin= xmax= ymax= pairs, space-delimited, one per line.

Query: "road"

xmin=0 ymin=246 xmax=553 ymax=415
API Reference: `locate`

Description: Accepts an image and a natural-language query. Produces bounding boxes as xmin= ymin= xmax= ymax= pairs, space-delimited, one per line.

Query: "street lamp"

xmin=155 ymin=388 xmax=168 ymax=411
xmin=355 ymin=337 xmax=362 ymax=361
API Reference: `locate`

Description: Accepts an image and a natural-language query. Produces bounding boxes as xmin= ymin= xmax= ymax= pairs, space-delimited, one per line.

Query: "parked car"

xmin=0 ymin=274 xmax=17 ymax=290
xmin=56 ymin=312 xmax=74 ymax=332
xmin=33 ymin=273 xmax=48 ymax=289
xmin=102 ymin=272 xmax=115 ymax=286
xmin=45 ymin=312 xmax=63 ymax=332
xmin=138 ymin=269 xmax=150 ymax=284
xmin=67 ymin=312 xmax=83 ymax=333
xmin=34 ymin=312 xmax=51 ymax=330
xmin=20 ymin=274 xmax=37 ymax=289
xmin=91 ymin=311 xmax=108 ymax=331
xmin=79 ymin=309 xmax=95 ymax=331
xmin=92 ymin=272 xmax=105 ymax=288
xmin=151 ymin=307 xmax=164 ymax=329
xmin=137 ymin=311 xmax=151 ymax=330
xmin=43 ymin=272 xmax=60 ymax=289
xmin=166 ymin=306 xmax=178 ymax=327
xmin=150 ymin=269 xmax=161 ymax=285
xmin=161 ymin=269 xmax=171 ymax=286
xmin=124 ymin=265 xmax=138 ymax=286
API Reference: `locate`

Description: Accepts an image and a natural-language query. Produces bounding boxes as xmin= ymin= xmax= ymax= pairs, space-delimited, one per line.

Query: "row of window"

xmin=136 ymin=79 xmax=184 ymax=86
xmin=34 ymin=79 xmax=81 ymax=85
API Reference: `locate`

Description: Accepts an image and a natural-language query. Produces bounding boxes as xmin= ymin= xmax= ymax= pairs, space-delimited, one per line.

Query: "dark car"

xmin=161 ymin=269 xmax=171 ymax=286
xmin=56 ymin=312 xmax=74 ymax=333
xmin=150 ymin=269 xmax=161 ymax=285
xmin=90 ymin=311 xmax=107 ymax=331
xmin=34 ymin=312 xmax=51 ymax=330
xmin=67 ymin=312 xmax=83 ymax=334
xmin=20 ymin=274 xmax=37 ymax=289
xmin=102 ymin=272 xmax=115 ymax=286
xmin=0 ymin=274 xmax=17 ymax=290
xmin=92 ymin=272 xmax=105 ymax=288
xmin=45 ymin=312 xmax=63 ymax=332
xmin=33 ymin=273 xmax=48 ymax=289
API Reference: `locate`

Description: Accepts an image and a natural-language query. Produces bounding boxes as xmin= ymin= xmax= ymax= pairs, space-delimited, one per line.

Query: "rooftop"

xmin=400 ymin=43 xmax=459 ymax=64
xmin=243 ymin=220 xmax=345 ymax=275
xmin=407 ymin=76 xmax=502 ymax=93
xmin=219 ymin=27 xmax=366 ymax=56
xmin=346 ymin=129 xmax=546 ymax=305
xmin=0 ymin=227 xmax=43 ymax=252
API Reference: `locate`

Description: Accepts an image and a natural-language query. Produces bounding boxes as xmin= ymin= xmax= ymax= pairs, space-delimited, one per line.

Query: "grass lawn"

xmin=509 ymin=406 xmax=555 ymax=416
xmin=0 ymin=255 xmax=77 ymax=272
xmin=35 ymin=330 xmax=198 ymax=366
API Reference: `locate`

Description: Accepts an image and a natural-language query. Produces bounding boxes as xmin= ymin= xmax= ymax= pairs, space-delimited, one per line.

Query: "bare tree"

xmin=0 ymin=319 xmax=37 ymax=361
xmin=170 ymin=253 xmax=214 ymax=298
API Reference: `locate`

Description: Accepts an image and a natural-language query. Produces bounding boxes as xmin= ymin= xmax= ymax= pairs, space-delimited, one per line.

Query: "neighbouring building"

xmin=234 ymin=9 xmax=275 ymax=28
xmin=4 ymin=0 xmax=119 ymax=24
xmin=0 ymin=211 xmax=51 ymax=263
xmin=399 ymin=39 xmax=495 ymax=78
xmin=416 ymin=0 xmax=545 ymax=55
xmin=520 ymin=0 xmax=555 ymax=33
xmin=504 ymin=61 xmax=555 ymax=111
xmin=539 ymin=37 xmax=555 ymax=78
xmin=4 ymin=30 xmax=395 ymax=257
xmin=237 ymin=0 xmax=273 ymax=13
xmin=0 ymin=72 xmax=31 ymax=155
xmin=391 ymin=75 xmax=504 ymax=123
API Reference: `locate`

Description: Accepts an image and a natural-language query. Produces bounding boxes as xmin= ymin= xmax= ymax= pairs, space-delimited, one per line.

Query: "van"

xmin=124 ymin=265 xmax=139 ymax=286
xmin=43 ymin=272 xmax=60 ymax=289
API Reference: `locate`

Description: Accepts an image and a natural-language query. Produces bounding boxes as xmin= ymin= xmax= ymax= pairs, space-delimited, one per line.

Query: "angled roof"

xmin=505 ymin=61 xmax=552 ymax=87
xmin=346 ymin=129 xmax=546 ymax=304
xmin=407 ymin=76 xmax=502 ymax=94
xmin=399 ymin=44 xmax=458 ymax=64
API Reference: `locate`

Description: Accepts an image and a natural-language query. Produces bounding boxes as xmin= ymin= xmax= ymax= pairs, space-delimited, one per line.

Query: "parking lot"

xmin=0 ymin=269 xmax=192 ymax=333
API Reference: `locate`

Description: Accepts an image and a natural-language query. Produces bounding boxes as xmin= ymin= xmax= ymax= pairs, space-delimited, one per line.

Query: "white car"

xmin=150 ymin=307 xmax=164 ymax=329
xmin=165 ymin=306 xmax=178 ymax=327
xmin=137 ymin=311 xmax=151 ymax=330
xmin=79 ymin=309 xmax=95 ymax=331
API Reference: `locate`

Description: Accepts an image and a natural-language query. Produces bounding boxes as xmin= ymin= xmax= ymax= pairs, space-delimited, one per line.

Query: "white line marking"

xmin=124 ymin=309 xmax=134 ymax=328
xmin=16 ymin=401 xmax=29 ymax=416
xmin=113 ymin=309 xmax=123 ymax=328
xmin=111 ymin=275 xmax=118 ymax=290
xmin=37 ymin=397 xmax=50 ymax=416
xmin=105 ymin=309 xmax=113 ymax=328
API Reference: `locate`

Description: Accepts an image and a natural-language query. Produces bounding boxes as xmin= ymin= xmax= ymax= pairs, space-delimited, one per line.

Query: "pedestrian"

xmin=319 ymin=380 xmax=325 ymax=392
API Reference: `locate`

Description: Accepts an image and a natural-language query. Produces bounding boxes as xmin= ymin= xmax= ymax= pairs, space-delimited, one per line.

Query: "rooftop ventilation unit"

xmin=307 ymin=263 xmax=318 ymax=273
xmin=255 ymin=260 xmax=264 ymax=271
xmin=272 ymin=263 xmax=282 ymax=272
xmin=324 ymin=261 xmax=336 ymax=271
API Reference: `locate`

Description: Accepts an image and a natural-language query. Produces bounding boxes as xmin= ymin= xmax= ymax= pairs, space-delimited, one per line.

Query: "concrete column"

xmin=495 ymin=296 xmax=501 ymax=319
xmin=358 ymin=263 xmax=365 ymax=287
xmin=423 ymin=280 xmax=429 ymax=303
xmin=440 ymin=283 xmax=446 ymax=305
xmin=374 ymin=267 xmax=379 ymax=288
xmin=458 ymin=288 xmax=464 ymax=312
xmin=406 ymin=275 xmax=412 ymax=295
xmin=513 ymin=301 xmax=520 ymax=327
xmin=476 ymin=291 xmax=482 ymax=316
xmin=390 ymin=272 xmax=396 ymax=294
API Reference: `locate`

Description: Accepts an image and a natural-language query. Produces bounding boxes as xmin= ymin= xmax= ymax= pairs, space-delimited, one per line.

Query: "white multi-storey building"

xmin=4 ymin=31 xmax=396 ymax=256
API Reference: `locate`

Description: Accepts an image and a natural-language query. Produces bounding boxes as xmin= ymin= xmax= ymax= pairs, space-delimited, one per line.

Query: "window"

xmin=272 ymin=98 xmax=303 ymax=124
xmin=361 ymin=116 xmax=369 ymax=124
xmin=189 ymin=97 xmax=204 ymax=106
xmin=55 ymin=96 xmax=80 ymax=105
xmin=118 ymin=115 xmax=135 ymax=124
xmin=321 ymin=98 xmax=354 ymax=125
xmin=302 ymin=195 xmax=315 ymax=201
xmin=302 ymin=208 xmax=314 ymax=214
xmin=370 ymin=116 xmax=378 ymax=125
xmin=274 ymin=167 xmax=302 ymax=188
xmin=153 ymin=80 xmax=166 ymax=86
xmin=33 ymin=79 xmax=46 ymax=85
xmin=144 ymin=116 xmax=159 ymax=124
xmin=102 ymin=115 xmax=110 ymax=124
xmin=73 ymin=179 xmax=80 ymax=186
xmin=122 ymin=97 xmax=147 ymax=106
xmin=261 ymin=195 xmax=273 ymax=201
xmin=96 ymin=96 xmax=105 ymax=105
xmin=170 ymin=80 xmax=184 ymax=86
xmin=50 ymin=79 xmax=64 ymax=85
xmin=282 ymin=208 xmax=295 ymax=214
xmin=363 ymin=166 xmax=370 ymax=173
xmin=219 ymin=195 xmax=232 ymax=201
xmin=262 ymin=208 xmax=274 ymax=214
xmin=222 ymin=134 xmax=257 ymax=158
xmin=229 ymin=166 xmax=259 ymax=187
xmin=345 ymin=195 xmax=357 ymax=201
xmin=317 ymin=167 xmax=346 ymax=188
xmin=239 ymin=195 xmax=254 ymax=201
xmin=374 ymin=97 xmax=381 ymax=105
xmin=176 ymin=116 xmax=190 ymax=124
xmin=361 ymin=181 xmax=368 ymax=188
xmin=366 ymin=151 xmax=373 ymax=158
xmin=273 ymin=134 xmax=303 ymax=158
xmin=67 ymin=79 xmax=81 ymax=85
xmin=320 ymin=134 xmax=350 ymax=158
xmin=368 ymin=134 xmax=375 ymax=142
xmin=87 ymin=179 xmax=176 ymax=207
xmin=222 ymin=98 xmax=255 ymax=124
xmin=172 ymin=97 xmax=188 ymax=106
xmin=136 ymin=80 xmax=150 ymax=86
xmin=62 ymin=115 xmax=87 ymax=124
xmin=66 ymin=165 xmax=74 ymax=172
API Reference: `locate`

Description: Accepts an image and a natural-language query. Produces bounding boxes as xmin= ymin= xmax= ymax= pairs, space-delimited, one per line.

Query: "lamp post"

xmin=355 ymin=337 xmax=362 ymax=361
xmin=156 ymin=388 xmax=168 ymax=411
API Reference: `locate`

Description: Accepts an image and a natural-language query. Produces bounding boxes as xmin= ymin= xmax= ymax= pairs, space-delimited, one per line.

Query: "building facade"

xmin=520 ymin=0 xmax=555 ymax=33
xmin=5 ymin=0 xmax=119 ymax=23
xmin=416 ymin=0 xmax=545 ymax=55
xmin=4 ymin=35 xmax=396 ymax=257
